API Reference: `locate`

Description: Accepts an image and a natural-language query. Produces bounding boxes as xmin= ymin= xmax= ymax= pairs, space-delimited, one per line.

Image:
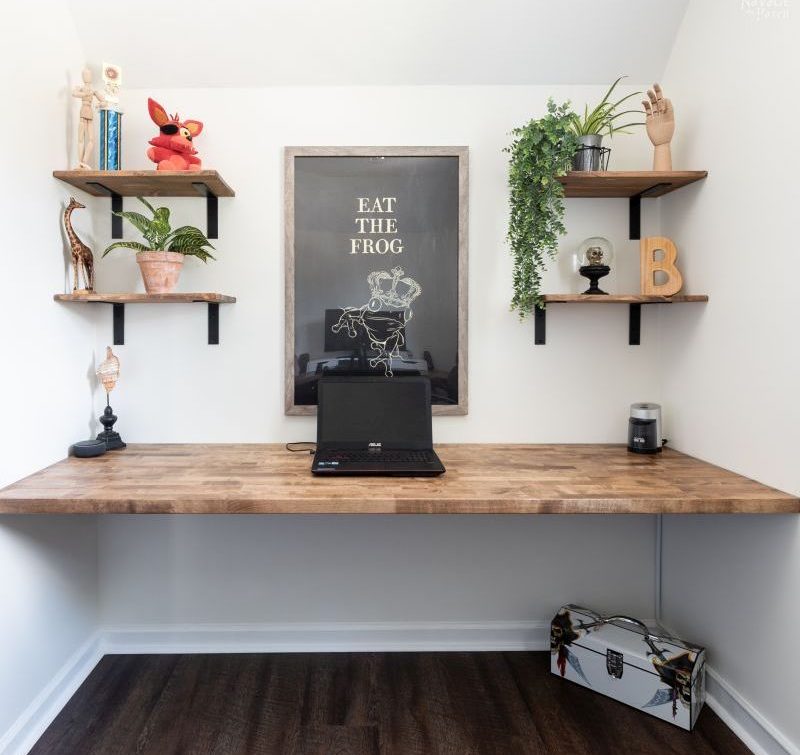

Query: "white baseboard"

xmin=5 ymin=621 xmax=797 ymax=755
xmin=658 ymin=620 xmax=796 ymax=755
xmin=0 ymin=632 xmax=103 ymax=755
xmin=100 ymin=619 xmax=551 ymax=654
xmin=705 ymin=666 xmax=797 ymax=755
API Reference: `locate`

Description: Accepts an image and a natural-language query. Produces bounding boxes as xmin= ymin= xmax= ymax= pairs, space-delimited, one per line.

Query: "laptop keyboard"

xmin=318 ymin=450 xmax=437 ymax=464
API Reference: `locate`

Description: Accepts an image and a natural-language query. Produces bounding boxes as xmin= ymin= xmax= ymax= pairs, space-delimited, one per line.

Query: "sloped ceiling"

xmin=67 ymin=0 xmax=687 ymax=88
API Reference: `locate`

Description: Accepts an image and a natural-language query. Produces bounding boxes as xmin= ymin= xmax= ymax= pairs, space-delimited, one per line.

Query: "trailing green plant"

xmin=102 ymin=197 xmax=215 ymax=262
xmin=505 ymin=99 xmax=578 ymax=315
xmin=569 ymin=76 xmax=644 ymax=137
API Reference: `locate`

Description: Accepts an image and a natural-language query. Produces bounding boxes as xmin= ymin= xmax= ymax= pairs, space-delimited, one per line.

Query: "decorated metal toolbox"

xmin=550 ymin=604 xmax=706 ymax=730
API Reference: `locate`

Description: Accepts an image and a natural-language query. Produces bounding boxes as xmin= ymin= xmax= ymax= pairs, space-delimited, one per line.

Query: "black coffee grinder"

xmin=628 ymin=403 xmax=663 ymax=454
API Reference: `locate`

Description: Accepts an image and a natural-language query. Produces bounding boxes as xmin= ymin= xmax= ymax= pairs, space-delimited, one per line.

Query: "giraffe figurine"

xmin=63 ymin=197 xmax=95 ymax=292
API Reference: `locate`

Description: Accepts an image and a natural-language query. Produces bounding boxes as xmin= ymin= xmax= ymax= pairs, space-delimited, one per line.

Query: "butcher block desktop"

xmin=0 ymin=444 xmax=796 ymax=515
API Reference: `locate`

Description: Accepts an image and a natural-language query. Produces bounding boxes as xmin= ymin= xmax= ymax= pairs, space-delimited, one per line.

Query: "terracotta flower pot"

xmin=136 ymin=251 xmax=184 ymax=294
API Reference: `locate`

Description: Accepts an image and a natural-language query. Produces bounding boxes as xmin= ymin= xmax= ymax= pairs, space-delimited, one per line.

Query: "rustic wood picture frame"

xmin=284 ymin=146 xmax=468 ymax=416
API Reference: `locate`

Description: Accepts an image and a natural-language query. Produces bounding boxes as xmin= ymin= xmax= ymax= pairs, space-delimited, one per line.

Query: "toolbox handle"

xmin=581 ymin=614 xmax=696 ymax=655
xmin=582 ymin=615 xmax=663 ymax=656
xmin=585 ymin=615 xmax=651 ymax=635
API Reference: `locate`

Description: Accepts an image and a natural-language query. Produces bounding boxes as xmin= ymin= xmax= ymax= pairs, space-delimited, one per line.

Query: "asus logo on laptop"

xmin=368 ymin=442 xmax=382 ymax=448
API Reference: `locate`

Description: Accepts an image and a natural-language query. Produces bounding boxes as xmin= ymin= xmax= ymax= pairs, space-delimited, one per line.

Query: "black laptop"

xmin=312 ymin=376 xmax=445 ymax=476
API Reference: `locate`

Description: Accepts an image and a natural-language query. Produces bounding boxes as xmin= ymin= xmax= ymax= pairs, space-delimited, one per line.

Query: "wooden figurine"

xmin=640 ymin=236 xmax=683 ymax=297
xmin=146 ymin=98 xmax=204 ymax=171
xmin=642 ymin=83 xmax=675 ymax=171
xmin=71 ymin=68 xmax=106 ymax=169
xmin=63 ymin=197 xmax=95 ymax=292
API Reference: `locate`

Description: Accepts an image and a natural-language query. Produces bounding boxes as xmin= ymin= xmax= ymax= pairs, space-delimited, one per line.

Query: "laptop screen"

xmin=317 ymin=377 xmax=432 ymax=449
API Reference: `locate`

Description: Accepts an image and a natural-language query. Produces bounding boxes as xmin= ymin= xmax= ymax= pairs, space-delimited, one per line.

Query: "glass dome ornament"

xmin=577 ymin=236 xmax=614 ymax=295
xmin=95 ymin=346 xmax=126 ymax=450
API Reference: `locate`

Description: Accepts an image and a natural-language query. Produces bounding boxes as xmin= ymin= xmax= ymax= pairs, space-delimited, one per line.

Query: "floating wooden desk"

xmin=0 ymin=445 xmax=795 ymax=515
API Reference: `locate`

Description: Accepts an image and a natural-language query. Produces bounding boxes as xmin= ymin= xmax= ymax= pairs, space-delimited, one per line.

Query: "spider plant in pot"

xmin=102 ymin=197 xmax=215 ymax=294
xmin=570 ymin=76 xmax=644 ymax=171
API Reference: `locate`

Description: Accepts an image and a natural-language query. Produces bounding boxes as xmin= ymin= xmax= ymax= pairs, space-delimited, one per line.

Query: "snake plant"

xmin=102 ymin=197 xmax=215 ymax=262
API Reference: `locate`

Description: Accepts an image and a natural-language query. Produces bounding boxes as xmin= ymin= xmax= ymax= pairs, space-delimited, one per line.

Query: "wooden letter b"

xmin=640 ymin=236 xmax=683 ymax=296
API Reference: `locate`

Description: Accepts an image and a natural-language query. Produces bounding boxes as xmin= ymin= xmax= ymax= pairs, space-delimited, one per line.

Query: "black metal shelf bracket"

xmin=112 ymin=303 xmax=125 ymax=345
xmin=85 ymin=181 xmax=221 ymax=240
xmin=86 ymin=182 xmax=123 ymax=239
xmin=629 ymin=195 xmax=641 ymax=240
xmin=108 ymin=301 xmax=222 ymax=345
xmin=192 ymin=182 xmax=219 ymax=239
xmin=629 ymin=304 xmax=642 ymax=345
xmin=628 ymin=183 xmax=672 ymax=240
xmin=534 ymin=306 xmax=546 ymax=345
xmin=208 ymin=303 xmax=220 ymax=345
xmin=533 ymin=303 xmax=646 ymax=346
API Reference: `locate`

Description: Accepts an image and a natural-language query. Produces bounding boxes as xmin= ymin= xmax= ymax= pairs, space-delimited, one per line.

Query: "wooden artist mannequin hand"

xmin=643 ymin=83 xmax=674 ymax=171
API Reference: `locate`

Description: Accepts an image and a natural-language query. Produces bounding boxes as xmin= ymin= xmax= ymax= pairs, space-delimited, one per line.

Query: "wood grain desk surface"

xmin=0 ymin=444 xmax=796 ymax=515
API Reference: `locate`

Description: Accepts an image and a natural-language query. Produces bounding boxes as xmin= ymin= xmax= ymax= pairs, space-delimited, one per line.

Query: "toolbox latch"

xmin=606 ymin=649 xmax=624 ymax=679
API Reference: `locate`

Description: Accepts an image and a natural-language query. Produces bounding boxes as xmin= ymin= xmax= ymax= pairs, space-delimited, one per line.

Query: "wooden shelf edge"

xmin=54 ymin=293 xmax=236 ymax=304
xmin=52 ymin=169 xmax=235 ymax=198
xmin=557 ymin=170 xmax=707 ymax=198
xmin=543 ymin=294 xmax=708 ymax=304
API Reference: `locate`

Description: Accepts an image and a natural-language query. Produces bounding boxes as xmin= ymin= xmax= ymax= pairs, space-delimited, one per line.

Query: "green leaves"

xmin=569 ymin=76 xmax=645 ymax=137
xmin=505 ymin=99 xmax=578 ymax=316
xmin=101 ymin=240 xmax=150 ymax=257
xmin=101 ymin=197 xmax=217 ymax=263
xmin=167 ymin=226 xmax=215 ymax=263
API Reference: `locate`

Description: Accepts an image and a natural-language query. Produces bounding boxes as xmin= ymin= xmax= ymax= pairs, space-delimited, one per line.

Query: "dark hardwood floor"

xmin=32 ymin=652 xmax=748 ymax=755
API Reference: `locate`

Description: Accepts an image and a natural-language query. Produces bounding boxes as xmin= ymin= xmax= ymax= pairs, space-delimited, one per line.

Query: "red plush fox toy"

xmin=146 ymin=98 xmax=203 ymax=171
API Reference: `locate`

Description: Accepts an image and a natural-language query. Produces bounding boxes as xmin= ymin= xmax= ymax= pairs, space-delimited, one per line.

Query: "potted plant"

xmin=505 ymin=99 xmax=578 ymax=314
xmin=569 ymin=76 xmax=644 ymax=171
xmin=102 ymin=197 xmax=215 ymax=294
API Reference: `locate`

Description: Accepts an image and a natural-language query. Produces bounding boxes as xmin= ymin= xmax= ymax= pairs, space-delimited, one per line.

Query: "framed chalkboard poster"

xmin=285 ymin=146 xmax=468 ymax=415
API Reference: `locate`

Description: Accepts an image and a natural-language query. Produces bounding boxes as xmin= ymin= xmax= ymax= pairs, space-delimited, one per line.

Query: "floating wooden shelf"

xmin=53 ymin=170 xmax=235 ymax=239
xmin=535 ymin=294 xmax=709 ymax=346
xmin=556 ymin=170 xmax=708 ymax=240
xmin=52 ymin=170 xmax=235 ymax=198
xmin=557 ymin=171 xmax=707 ymax=199
xmin=54 ymin=292 xmax=236 ymax=304
xmin=543 ymin=294 xmax=708 ymax=304
xmin=54 ymin=292 xmax=236 ymax=345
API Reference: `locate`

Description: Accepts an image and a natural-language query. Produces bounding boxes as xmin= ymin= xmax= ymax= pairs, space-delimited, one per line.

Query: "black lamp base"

xmin=579 ymin=264 xmax=611 ymax=295
xmin=97 ymin=403 xmax=126 ymax=450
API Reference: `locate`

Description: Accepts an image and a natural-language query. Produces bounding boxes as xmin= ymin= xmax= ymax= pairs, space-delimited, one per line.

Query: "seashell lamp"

xmin=95 ymin=347 xmax=126 ymax=450
xmin=96 ymin=346 xmax=120 ymax=394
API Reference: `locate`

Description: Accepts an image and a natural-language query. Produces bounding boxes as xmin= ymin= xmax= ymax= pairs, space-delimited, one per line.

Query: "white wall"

xmin=659 ymin=0 xmax=800 ymax=750
xmin=97 ymin=84 xmax=661 ymax=444
xmin=0 ymin=4 xmax=100 ymax=750
xmin=89 ymin=84 xmax=668 ymax=631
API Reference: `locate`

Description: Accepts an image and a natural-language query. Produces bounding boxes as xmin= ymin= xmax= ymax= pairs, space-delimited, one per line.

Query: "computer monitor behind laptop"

xmin=313 ymin=376 xmax=445 ymax=475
